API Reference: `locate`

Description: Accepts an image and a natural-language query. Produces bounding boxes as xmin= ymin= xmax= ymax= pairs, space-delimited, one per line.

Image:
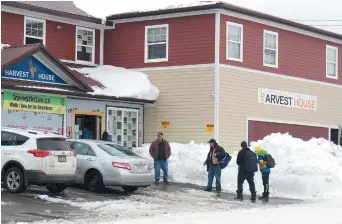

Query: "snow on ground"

xmin=70 ymin=65 xmax=159 ymax=101
xmin=114 ymin=199 xmax=342 ymax=224
xmin=135 ymin=133 xmax=342 ymax=200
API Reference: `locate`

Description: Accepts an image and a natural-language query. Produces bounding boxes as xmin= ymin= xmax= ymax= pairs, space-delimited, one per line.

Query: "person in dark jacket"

xmin=101 ymin=130 xmax=110 ymax=141
xmin=149 ymin=132 xmax=171 ymax=184
xmin=235 ymin=141 xmax=257 ymax=201
xmin=203 ymin=139 xmax=225 ymax=193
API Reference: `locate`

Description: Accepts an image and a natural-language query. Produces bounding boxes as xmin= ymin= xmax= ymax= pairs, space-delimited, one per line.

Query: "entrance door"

xmin=72 ymin=110 xmax=104 ymax=140
xmin=107 ymin=108 xmax=138 ymax=149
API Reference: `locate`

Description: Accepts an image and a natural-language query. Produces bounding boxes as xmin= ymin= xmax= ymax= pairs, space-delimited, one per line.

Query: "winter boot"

xmin=250 ymin=191 xmax=257 ymax=201
xmin=155 ymin=179 xmax=160 ymax=184
xmin=259 ymin=185 xmax=269 ymax=200
xmin=234 ymin=190 xmax=243 ymax=200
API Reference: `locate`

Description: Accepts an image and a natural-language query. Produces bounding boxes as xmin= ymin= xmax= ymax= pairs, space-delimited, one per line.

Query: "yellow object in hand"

xmin=259 ymin=160 xmax=265 ymax=165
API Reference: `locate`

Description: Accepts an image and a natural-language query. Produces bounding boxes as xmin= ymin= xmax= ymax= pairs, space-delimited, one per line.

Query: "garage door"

xmin=248 ymin=120 xmax=329 ymax=143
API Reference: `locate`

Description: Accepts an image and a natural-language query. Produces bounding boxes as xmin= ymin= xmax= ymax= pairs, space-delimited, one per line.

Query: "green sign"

xmin=3 ymin=91 xmax=66 ymax=114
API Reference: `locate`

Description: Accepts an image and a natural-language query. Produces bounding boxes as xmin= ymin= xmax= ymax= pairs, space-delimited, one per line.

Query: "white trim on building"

xmin=326 ymin=45 xmax=338 ymax=80
xmin=263 ymin=29 xmax=279 ymax=68
xmin=144 ymin=24 xmax=169 ymax=63
xmin=214 ymin=11 xmax=221 ymax=142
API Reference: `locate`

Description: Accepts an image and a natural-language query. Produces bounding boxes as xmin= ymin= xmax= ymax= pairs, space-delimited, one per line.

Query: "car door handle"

xmin=4 ymin=152 xmax=12 ymax=155
xmin=87 ymin=158 xmax=93 ymax=161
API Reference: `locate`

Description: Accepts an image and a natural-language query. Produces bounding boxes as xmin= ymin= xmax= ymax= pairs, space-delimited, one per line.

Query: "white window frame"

xmin=106 ymin=107 xmax=139 ymax=148
xmin=144 ymin=24 xmax=169 ymax=63
xmin=75 ymin=26 xmax=95 ymax=64
xmin=326 ymin=45 xmax=338 ymax=80
xmin=263 ymin=30 xmax=279 ymax=68
xmin=24 ymin=16 xmax=46 ymax=45
xmin=226 ymin=22 xmax=243 ymax=62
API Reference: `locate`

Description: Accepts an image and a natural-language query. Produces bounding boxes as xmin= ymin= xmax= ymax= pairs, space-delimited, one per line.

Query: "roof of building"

xmin=1 ymin=44 xmax=156 ymax=104
xmin=1 ymin=1 xmax=112 ymax=26
xmin=107 ymin=1 xmax=342 ymax=40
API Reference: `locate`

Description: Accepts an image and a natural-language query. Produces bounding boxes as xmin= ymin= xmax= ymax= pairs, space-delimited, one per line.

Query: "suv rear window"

xmin=97 ymin=144 xmax=138 ymax=157
xmin=37 ymin=138 xmax=71 ymax=151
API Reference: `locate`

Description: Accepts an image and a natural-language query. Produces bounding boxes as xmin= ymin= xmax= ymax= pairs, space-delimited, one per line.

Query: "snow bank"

xmin=135 ymin=133 xmax=342 ymax=200
xmin=71 ymin=65 xmax=159 ymax=101
xmin=1 ymin=43 xmax=10 ymax=49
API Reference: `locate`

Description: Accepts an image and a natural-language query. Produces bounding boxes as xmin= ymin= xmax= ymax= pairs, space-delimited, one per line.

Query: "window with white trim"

xmin=24 ymin=17 xmax=45 ymax=45
xmin=226 ymin=22 xmax=243 ymax=61
xmin=326 ymin=45 xmax=338 ymax=79
xmin=76 ymin=27 xmax=95 ymax=63
xmin=145 ymin=24 xmax=168 ymax=63
xmin=263 ymin=30 xmax=278 ymax=68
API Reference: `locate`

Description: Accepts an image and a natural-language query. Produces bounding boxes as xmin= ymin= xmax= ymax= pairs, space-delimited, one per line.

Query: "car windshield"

xmin=37 ymin=138 xmax=71 ymax=151
xmin=97 ymin=144 xmax=138 ymax=157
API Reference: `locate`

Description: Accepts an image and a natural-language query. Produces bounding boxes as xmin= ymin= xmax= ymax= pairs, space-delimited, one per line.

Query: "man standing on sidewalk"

xmin=203 ymin=139 xmax=225 ymax=193
xmin=149 ymin=132 xmax=171 ymax=184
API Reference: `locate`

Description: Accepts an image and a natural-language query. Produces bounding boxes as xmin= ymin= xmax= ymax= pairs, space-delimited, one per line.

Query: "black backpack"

xmin=265 ymin=154 xmax=276 ymax=168
xmin=219 ymin=152 xmax=232 ymax=169
xmin=244 ymin=149 xmax=258 ymax=172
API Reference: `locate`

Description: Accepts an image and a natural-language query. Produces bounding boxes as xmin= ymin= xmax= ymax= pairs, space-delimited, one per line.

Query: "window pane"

xmin=31 ymin=29 xmax=38 ymax=36
xmin=264 ymin=49 xmax=276 ymax=65
xmin=26 ymin=20 xmax=32 ymax=28
xmin=38 ymin=30 xmax=43 ymax=37
xmin=32 ymin=21 xmax=38 ymax=29
xmin=327 ymin=48 xmax=337 ymax=62
xmin=38 ymin=22 xmax=43 ymax=29
xmin=148 ymin=28 xmax=153 ymax=35
xmin=228 ymin=42 xmax=241 ymax=59
xmin=77 ymin=46 xmax=93 ymax=62
xmin=147 ymin=35 xmax=154 ymax=43
xmin=228 ymin=25 xmax=241 ymax=42
xmin=161 ymin=27 xmax=167 ymax=35
xmin=148 ymin=43 xmax=167 ymax=60
xmin=26 ymin=28 xmax=31 ymax=35
xmin=26 ymin=37 xmax=43 ymax=45
xmin=265 ymin=33 xmax=277 ymax=49
xmin=154 ymin=27 xmax=161 ymax=35
xmin=327 ymin=62 xmax=336 ymax=76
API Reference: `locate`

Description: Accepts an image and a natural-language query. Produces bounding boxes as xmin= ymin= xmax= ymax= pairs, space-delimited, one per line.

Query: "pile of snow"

xmin=1 ymin=43 xmax=10 ymax=49
xmin=135 ymin=133 xmax=342 ymax=200
xmin=71 ymin=65 xmax=159 ymax=101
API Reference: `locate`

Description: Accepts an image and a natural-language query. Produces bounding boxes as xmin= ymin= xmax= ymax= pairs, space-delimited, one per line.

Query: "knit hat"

xmin=241 ymin=141 xmax=248 ymax=147
xmin=255 ymin=145 xmax=263 ymax=155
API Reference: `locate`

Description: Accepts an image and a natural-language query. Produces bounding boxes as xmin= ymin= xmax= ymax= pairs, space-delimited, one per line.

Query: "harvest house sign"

xmin=258 ymin=88 xmax=317 ymax=110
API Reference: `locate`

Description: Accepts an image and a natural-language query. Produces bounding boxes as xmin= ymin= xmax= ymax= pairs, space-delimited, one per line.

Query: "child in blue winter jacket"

xmin=255 ymin=146 xmax=271 ymax=200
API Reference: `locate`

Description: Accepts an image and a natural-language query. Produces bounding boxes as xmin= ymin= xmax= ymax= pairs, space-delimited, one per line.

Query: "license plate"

xmin=58 ymin=156 xmax=67 ymax=162
xmin=135 ymin=165 xmax=145 ymax=171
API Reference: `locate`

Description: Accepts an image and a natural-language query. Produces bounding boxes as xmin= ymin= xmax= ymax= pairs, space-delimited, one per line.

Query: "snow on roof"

xmin=70 ymin=65 xmax=159 ymax=101
xmin=1 ymin=43 xmax=11 ymax=49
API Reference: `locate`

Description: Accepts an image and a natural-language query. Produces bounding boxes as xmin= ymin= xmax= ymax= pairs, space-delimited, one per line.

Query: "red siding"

xmin=248 ymin=120 xmax=329 ymax=143
xmin=1 ymin=12 xmax=24 ymax=46
xmin=2 ymin=12 xmax=100 ymax=64
xmin=104 ymin=14 xmax=215 ymax=68
xmin=220 ymin=14 xmax=342 ymax=85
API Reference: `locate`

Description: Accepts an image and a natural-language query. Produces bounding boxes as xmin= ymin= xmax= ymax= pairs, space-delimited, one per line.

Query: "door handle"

xmin=87 ymin=158 xmax=93 ymax=161
xmin=4 ymin=152 xmax=12 ymax=155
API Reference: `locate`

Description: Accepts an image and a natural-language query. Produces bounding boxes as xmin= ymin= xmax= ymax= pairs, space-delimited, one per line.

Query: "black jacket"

xmin=236 ymin=146 xmax=250 ymax=171
xmin=204 ymin=145 xmax=225 ymax=171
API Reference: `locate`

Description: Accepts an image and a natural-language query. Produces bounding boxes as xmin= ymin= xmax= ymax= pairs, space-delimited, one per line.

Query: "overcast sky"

xmin=74 ymin=0 xmax=342 ymax=35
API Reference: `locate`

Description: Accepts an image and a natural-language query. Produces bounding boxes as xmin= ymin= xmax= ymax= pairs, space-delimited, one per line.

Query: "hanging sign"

xmin=161 ymin=122 xmax=170 ymax=129
xmin=1 ymin=56 xmax=67 ymax=84
xmin=206 ymin=124 xmax=214 ymax=132
xmin=3 ymin=91 xmax=66 ymax=114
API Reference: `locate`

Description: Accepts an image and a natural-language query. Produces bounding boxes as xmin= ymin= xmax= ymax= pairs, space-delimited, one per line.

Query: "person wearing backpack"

xmin=255 ymin=146 xmax=274 ymax=200
xmin=235 ymin=141 xmax=257 ymax=201
xmin=203 ymin=139 xmax=225 ymax=193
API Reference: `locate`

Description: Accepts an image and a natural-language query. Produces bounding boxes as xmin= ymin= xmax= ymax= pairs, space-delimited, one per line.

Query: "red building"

xmin=2 ymin=1 xmax=341 ymax=150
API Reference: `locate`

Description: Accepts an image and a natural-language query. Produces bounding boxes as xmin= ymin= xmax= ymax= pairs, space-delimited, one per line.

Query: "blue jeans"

xmin=154 ymin=160 xmax=168 ymax=181
xmin=206 ymin=164 xmax=221 ymax=192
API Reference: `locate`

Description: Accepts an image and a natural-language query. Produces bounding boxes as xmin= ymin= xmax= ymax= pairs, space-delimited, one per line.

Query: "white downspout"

xmin=214 ymin=11 xmax=220 ymax=142
xmin=100 ymin=27 xmax=104 ymax=65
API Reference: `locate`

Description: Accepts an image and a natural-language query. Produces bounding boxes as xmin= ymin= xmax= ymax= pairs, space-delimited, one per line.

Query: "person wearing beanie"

xmin=203 ymin=139 xmax=225 ymax=193
xmin=255 ymin=145 xmax=271 ymax=200
xmin=235 ymin=141 xmax=257 ymax=201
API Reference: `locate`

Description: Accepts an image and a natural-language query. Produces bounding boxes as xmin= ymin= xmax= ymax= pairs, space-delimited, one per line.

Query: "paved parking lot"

xmin=1 ymin=183 xmax=301 ymax=223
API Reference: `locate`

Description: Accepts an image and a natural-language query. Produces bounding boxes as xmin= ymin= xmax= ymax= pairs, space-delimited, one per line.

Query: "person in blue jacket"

xmin=255 ymin=146 xmax=271 ymax=200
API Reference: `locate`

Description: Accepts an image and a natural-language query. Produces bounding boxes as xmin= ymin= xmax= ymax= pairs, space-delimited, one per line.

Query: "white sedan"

xmin=67 ymin=139 xmax=154 ymax=192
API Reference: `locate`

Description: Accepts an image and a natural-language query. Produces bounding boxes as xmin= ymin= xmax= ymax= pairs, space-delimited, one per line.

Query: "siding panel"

xmin=219 ymin=66 xmax=342 ymax=152
xmin=142 ymin=67 xmax=215 ymax=144
xmin=105 ymin=14 xmax=216 ymax=68
xmin=220 ymin=14 xmax=342 ymax=85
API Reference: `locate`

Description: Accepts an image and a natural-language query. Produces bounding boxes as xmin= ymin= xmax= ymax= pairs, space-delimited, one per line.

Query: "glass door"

xmin=107 ymin=108 xmax=138 ymax=149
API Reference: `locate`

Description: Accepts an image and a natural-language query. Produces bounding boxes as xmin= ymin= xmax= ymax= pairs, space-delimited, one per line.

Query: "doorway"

xmin=330 ymin=128 xmax=341 ymax=146
xmin=72 ymin=110 xmax=104 ymax=140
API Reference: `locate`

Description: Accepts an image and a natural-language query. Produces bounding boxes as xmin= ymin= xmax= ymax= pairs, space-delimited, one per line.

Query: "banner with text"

xmin=258 ymin=88 xmax=317 ymax=110
xmin=3 ymin=91 xmax=66 ymax=114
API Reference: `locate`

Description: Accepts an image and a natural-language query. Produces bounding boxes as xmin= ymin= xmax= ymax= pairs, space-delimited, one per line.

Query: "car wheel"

xmin=4 ymin=167 xmax=25 ymax=193
xmin=85 ymin=170 xmax=104 ymax=192
xmin=46 ymin=183 xmax=67 ymax=194
xmin=122 ymin=186 xmax=139 ymax=193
